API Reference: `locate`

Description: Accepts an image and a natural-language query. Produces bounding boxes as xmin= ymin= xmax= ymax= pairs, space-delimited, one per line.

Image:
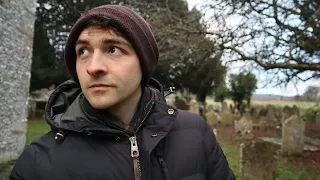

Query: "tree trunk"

xmin=0 ymin=0 xmax=36 ymax=163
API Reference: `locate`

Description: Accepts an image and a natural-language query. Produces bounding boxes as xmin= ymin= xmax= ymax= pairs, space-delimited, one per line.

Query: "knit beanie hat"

xmin=64 ymin=5 xmax=159 ymax=87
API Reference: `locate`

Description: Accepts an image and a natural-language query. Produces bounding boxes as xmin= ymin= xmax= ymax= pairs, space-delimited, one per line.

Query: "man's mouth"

xmin=89 ymin=84 xmax=111 ymax=90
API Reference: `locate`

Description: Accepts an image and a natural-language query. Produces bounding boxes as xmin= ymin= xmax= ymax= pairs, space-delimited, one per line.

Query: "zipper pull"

xmin=129 ymin=135 xmax=139 ymax=158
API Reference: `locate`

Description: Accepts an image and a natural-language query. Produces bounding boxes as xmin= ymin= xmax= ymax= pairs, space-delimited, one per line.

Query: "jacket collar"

xmin=45 ymin=78 xmax=176 ymax=139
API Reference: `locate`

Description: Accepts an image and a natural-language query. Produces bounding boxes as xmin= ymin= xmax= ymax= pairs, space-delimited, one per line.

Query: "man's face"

xmin=75 ymin=27 xmax=142 ymax=109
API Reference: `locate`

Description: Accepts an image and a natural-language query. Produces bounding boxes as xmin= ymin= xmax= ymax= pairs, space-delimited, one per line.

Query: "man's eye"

xmin=109 ymin=47 xmax=122 ymax=54
xmin=78 ymin=48 xmax=89 ymax=56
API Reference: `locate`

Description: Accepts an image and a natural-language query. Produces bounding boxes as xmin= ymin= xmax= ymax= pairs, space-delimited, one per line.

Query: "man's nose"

xmin=86 ymin=51 xmax=107 ymax=76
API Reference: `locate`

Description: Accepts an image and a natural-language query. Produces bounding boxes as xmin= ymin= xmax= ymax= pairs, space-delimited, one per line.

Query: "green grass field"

xmin=205 ymin=98 xmax=317 ymax=109
xmin=1 ymin=119 xmax=319 ymax=179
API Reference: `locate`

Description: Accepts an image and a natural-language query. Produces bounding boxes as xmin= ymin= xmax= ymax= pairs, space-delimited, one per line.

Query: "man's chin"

xmin=87 ymin=98 xmax=113 ymax=110
xmin=90 ymin=103 xmax=111 ymax=110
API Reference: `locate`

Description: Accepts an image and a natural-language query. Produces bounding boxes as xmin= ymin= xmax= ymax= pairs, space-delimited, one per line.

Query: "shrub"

xmin=301 ymin=103 xmax=320 ymax=122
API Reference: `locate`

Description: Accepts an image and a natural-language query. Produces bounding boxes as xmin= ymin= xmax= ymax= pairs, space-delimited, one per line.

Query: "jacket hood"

xmin=44 ymin=78 xmax=168 ymax=136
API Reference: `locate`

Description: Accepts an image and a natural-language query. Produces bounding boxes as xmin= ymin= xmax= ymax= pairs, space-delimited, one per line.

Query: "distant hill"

xmin=252 ymin=94 xmax=295 ymax=101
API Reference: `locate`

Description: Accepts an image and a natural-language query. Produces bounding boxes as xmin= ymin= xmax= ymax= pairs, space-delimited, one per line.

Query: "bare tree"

xmin=200 ymin=0 xmax=320 ymax=85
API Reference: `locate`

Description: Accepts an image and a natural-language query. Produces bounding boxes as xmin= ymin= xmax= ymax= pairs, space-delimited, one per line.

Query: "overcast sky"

xmin=186 ymin=0 xmax=318 ymax=96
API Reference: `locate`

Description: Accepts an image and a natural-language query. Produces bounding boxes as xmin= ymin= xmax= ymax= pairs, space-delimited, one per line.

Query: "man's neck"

xmin=108 ymin=87 xmax=142 ymax=125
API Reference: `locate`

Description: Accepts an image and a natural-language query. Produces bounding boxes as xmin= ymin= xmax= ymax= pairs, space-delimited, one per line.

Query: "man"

xmin=10 ymin=5 xmax=235 ymax=180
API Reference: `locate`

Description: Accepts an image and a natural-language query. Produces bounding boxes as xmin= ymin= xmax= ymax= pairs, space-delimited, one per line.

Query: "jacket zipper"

xmin=129 ymin=100 xmax=155 ymax=180
xmin=87 ymin=100 xmax=155 ymax=180
xmin=129 ymin=135 xmax=141 ymax=180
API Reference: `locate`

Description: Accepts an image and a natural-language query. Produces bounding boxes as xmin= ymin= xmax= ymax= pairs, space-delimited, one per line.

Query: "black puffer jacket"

xmin=10 ymin=79 xmax=235 ymax=180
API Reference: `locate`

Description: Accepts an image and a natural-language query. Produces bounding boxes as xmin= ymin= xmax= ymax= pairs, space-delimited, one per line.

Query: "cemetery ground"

xmin=1 ymin=99 xmax=320 ymax=179
xmin=0 ymin=117 xmax=320 ymax=180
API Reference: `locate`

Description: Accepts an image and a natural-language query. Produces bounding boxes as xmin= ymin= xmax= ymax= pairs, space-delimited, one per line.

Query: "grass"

xmin=26 ymin=119 xmax=50 ymax=145
xmin=278 ymin=163 xmax=320 ymax=180
xmin=2 ymin=119 xmax=320 ymax=179
xmin=220 ymin=143 xmax=320 ymax=180
xmin=221 ymin=143 xmax=241 ymax=179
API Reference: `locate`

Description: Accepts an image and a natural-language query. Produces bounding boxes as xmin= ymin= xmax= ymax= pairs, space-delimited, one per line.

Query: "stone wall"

xmin=0 ymin=0 xmax=36 ymax=163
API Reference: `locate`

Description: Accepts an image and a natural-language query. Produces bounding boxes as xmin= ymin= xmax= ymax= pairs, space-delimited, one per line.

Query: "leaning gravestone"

xmin=0 ymin=0 xmax=36 ymax=164
xmin=240 ymin=141 xmax=280 ymax=180
xmin=282 ymin=115 xmax=305 ymax=156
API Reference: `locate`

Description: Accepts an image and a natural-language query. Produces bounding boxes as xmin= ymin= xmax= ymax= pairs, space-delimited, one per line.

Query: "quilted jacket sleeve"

xmin=9 ymin=145 xmax=36 ymax=180
xmin=204 ymin=123 xmax=236 ymax=180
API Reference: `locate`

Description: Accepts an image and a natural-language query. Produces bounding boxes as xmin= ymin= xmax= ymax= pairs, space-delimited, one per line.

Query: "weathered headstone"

xmin=234 ymin=116 xmax=253 ymax=139
xmin=266 ymin=104 xmax=276 ymax=121
xmin=222 ymin=101 xmax=229 ymax=113
xmin=251 ymin=105 xmax=262 ymax=118
xmin=282 ymin=105 xmax=292 ymax=122
xmin=291 ymin=105 xmax=300 ymax=117
xmin=206 ymin=111 xmax=217 ymax=127
xmin=316 ymin=112 xmax=320 ymax=125
xmin=221 ymin=113 xmax=233 ymax=124
xmin=240 ymin=141 xmax=280 ymax=180
xmin=0 ymin=0 xmax=36 ymax=164
xmin=206 ymin=104 xmax=214 ymax=112
xmin=274 ymin=107 xmax=282 ymax=121
xmin=174 ymin=96 xmax=189 ymax=110
xmin=282 ymin=115 xmax=305 ymax=156
xmin=189 ymin=99 xmax=200 ymax=114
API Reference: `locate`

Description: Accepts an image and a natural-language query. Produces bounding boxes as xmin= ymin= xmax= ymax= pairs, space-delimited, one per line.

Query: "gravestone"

xmin=316 ymin=112 xmax=320 ymax=124
xmin=221 ymin=113 xmax=233 ymax=124
xmin=189 ymin=99 xmax=199 ymax=114
xmin=274 ymin=107 xmax=282 ymax=121
xmin=282 ymin=106 xmax=292 ymax=122
xmin=222 ymin=101 xmax=228 ymax=113
xmin=0 ymin=0 xmax=36 ymax=164
xmin=240 ymin=141 xmax=280 ymax=180
xmin=206 ymin=111 xmax=217 ymax=127
xmin=174 ymin=96 xmax=189 ymax=110
xmin=282 ymin=115 xmax=305 ymax=156
xmin=234 ymin=116 xmax=253 ymax=140
xmin=291 ymin=105 xmax=300 ymax=117
xmin=251 ymin=105 xmax=262 ymax=118
xmin=266 ymin=104 xmax=276 ymax=121
xmin=206 ymin=104 xmax=214 ymax=112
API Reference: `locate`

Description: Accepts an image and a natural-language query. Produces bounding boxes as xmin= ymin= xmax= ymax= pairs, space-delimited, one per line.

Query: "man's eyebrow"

xmin=102 ymin=38 xmax=133 ymax=48
xmin=75 ymin=39 xmax=89 ymax=46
